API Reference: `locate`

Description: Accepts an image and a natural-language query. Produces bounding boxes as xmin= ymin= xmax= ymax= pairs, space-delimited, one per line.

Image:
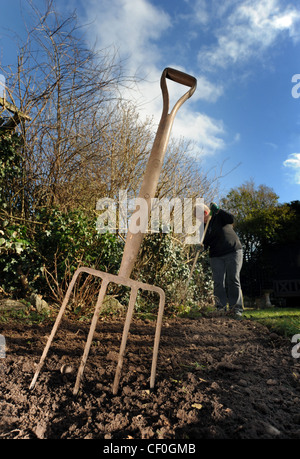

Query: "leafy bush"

xmin=36 ymin=208 xmax=122 ymax=276
xmin=0 ymin=221 xmax=43 ymax=296
xmin=34 ymin=208 xmax=123 ymax=303
xmin=0 ymin=206 xmax=124 ymax=302
xmin=0 ymin=133 xmax=23 ymax=215
xmin=191 ymin=251 xmax=214 ymax=306
xmin=133 ymin=232 xmax=213 ymax=315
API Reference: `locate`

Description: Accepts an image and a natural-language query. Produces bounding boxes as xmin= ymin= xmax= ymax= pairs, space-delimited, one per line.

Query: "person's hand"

xmin=210 ymin=202 xmax=219 ymax=215
xmin=196 ymin=243 xmax=205 ymax=252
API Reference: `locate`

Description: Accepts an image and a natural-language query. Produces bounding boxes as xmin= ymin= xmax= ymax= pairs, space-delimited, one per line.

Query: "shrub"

xmin=35 ymin=208 xmax=123 ymax=303
xmin=133 ymin=232 xmax=213 ymax=315
xmin=0 ymin=221 xmax=42 ymax=296
xmin=0 ymin=206 xmax=123 ymax=302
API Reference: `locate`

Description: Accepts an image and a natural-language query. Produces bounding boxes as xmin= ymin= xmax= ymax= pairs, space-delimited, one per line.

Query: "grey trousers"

xmin=209 ymin=249 xmax=243 ymax=313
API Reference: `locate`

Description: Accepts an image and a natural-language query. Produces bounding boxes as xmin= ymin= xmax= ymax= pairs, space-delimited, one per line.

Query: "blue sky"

xmin=1 ymin=0 xmax=300 ymax=204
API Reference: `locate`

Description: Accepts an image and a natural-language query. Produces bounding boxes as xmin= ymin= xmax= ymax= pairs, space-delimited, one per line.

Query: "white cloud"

xmin=283 ymin=153 xmax=300 ymax=184
xmin=194 ymin=76 xmax=223 ymax=103
xmin=0 ymin=74 xmax=6 ymax=98
xmin=192 ymin=0 xmax=210 ymax=25
xmin=172 ymin=109 xmax=226 ymax=156
xmin=83 ymin=0 xmax=171 ymax=75
xmin=81 ymin=0 xmax=226 ymax=157
xmin=197 ymin=0 xmax=300 ymax=70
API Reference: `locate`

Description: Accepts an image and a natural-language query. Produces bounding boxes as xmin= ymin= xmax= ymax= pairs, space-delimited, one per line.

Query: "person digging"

xmin=197 ymin=202 xmax=244 ymax=318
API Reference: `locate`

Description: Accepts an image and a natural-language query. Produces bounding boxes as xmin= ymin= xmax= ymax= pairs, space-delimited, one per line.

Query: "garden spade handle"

xmin=119 ymin=68 xmax=197 ymax=279
xmin=179 ymin=214 xmax=212 ymax=304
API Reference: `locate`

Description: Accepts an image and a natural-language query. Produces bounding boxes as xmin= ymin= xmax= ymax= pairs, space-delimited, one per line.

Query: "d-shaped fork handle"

xmin=164 ymin=67 xmax=197 ymax=88
xmin=161 ymin=68 xmax=197 ymax=117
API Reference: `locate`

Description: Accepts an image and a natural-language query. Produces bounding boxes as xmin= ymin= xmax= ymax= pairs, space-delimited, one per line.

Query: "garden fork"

xmin=29 ymin=68 xmax=197 ymax=396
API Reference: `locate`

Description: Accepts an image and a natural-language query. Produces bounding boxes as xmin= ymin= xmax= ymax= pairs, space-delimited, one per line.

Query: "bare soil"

xmin=0 ymin=315 xmax=300 ymax=439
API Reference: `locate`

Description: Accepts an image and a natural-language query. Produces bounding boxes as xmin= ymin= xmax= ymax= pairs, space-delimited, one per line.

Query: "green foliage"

xmin=278 ymin=201 xmax=300 ymax=244
xmin=221 ymin=180 xmax=285 ymax=257
xmin=0 ymin=221 xmax=42 ymax=295
xmin=137 ymin=232 xmax=190 ymax=299
xmin=0 ymin=205 xmax=123 ymax=300
xmin=0 ymin=133 xmax=23 ymax=213
xmin=0 ymin=300 xmax=52 ymax=325
xmin=0 ymin=132 xmax=32 ymax=294
xmin=244 ymin=308 xmax=300 ymax=338
xmin=236 ymin=204 xmax=293 ymax=254
xmin=134 ymin=232 xmax=213 ymax=315
xmin=222 ymin=180 xmax=279 ymax=220
xmin=35 ymin=208 xmax=123 ymax=280
xmin=191 ymin=250 xmax=214 ymax=305
xmin=221 ymin=182 xmax=299 ymax=255
xmin=0 ymin=133 xmax=22 ymax=178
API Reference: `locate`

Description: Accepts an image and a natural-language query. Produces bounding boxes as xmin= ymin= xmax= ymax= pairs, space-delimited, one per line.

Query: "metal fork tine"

xmin=150 ymin=289 xmax=165 ymax=389
xmin=29 ymin=268 xmax=82 ymax=390
xmin=73 ymin=278 xmax=109 ymax=396
xmin=113 ymin=285 xmax=138 ymax=395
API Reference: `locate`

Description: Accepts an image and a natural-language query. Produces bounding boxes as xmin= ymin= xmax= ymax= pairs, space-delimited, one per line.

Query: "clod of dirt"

xmin=266 ymin=379 xmax=277 ymax=386
xmin=265 ymin=423 xmax=281 ymax=436
xmin=60 ymin=364 xmax=73 ymax=375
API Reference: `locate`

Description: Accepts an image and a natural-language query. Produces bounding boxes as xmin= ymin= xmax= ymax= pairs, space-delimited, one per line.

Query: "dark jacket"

xmin=203 ymin=209 xmax=242 ymax=258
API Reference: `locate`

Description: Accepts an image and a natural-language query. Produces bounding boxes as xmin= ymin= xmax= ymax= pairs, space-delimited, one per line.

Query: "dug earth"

xmin=0 ymin=316 xmax=299 ymax=439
